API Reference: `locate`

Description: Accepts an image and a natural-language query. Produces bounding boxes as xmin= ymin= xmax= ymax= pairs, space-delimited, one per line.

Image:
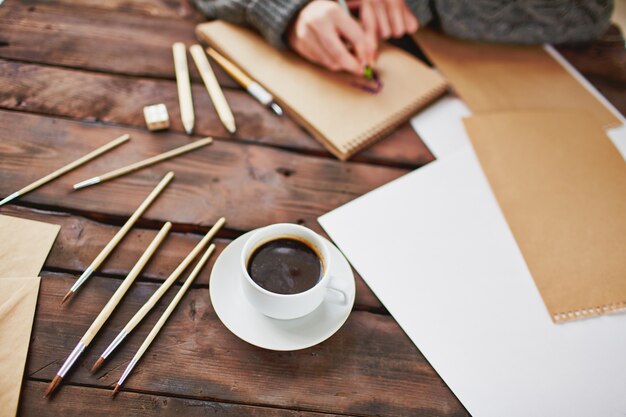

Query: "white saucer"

xmin=210 ymin=230 xmax=355 ymax=351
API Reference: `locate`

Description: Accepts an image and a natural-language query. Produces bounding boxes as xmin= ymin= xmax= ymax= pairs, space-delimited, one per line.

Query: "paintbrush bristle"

xmin=61 ymin=290 xmax=74 ymax=305
xmin=44 ymin=375 xmax=62 ymax=398
xmin=112 ymin=384 xmax=121 ymax=397
xmin=91 ymin=356 xmax=105 ymax=373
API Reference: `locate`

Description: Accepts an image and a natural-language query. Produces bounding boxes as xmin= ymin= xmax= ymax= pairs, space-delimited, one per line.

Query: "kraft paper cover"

xmin=196 ymin=21 xmax=447 ymax=160
xmin=464 ymin=111 xmax=626 ymax=323
xmin=0 ymin=215 xmax=60 ymax=277
xmin=414 ymin=30 xmax=620 ymax=129
xmin=0 ymin=277 xmax=40 ymax=417
xmin=0 ymin=215 xmax=59 ymax=416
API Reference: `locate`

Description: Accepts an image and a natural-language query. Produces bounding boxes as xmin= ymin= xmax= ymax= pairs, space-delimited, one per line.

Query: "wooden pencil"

xmin=91 ymin=217 xmax=225 ymax=373
xmin=173 ymin=42 xmax=195 ymax=135
xmin=45 ymin=222 xmax=171 ymax=398
xmin=189 ymin=44 xmax=236 ymax=134
xmin=73 ymin=138 xmax=211 ymax=190
xmin=112 ymin=243 xmax=216 ymax=396
xmin=62 ymin=172 xmax=174 ymax=304
xmin=0 ymin=134 xmax=129 ymax=207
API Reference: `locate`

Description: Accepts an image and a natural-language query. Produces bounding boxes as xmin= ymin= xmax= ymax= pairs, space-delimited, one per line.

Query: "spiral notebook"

xmin=196 ymin=21 xmax=447 ymax=159
xmin=464 ymin=111 xmax=626 ymax=323
xmin=413 ymin=29 xmax=621 ymax=129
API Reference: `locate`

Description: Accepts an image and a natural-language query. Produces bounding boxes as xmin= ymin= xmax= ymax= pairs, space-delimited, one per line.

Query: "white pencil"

xmin=189 ymin=44 xmax=236 ymax=134
xmin=173 ymin=42 xmax=195 ymax=135
xmin=112 ymin=243 xmax=216 ymax=396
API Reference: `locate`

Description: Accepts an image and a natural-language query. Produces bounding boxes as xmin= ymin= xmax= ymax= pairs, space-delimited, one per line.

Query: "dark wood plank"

xmin=20 ymin=0 xmax=205 ymax=20
xmin=0 ymin=110 xmax=408 ymax=232
xmin=1 ymin=205 xmax=385 ymax=312
xmin=20 ymin=381 xmax=345 ymax=417
xmin=0 ymin=60 xmax=433 ymax=166
xmin=0 ymin=1 xmax=254 ymax=90
xmin=0 ymin=2 xmax=200 ymax=80
xmin=27 ymin=273 xmax=468 ymax=417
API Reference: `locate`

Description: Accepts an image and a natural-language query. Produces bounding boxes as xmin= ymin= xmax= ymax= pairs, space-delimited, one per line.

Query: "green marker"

xmin=364 ymin=66 xmax=374 ymax=80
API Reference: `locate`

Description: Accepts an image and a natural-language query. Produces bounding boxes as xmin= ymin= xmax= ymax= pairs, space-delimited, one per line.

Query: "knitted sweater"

xmin=192 ymin=0 xmax=613 ymax=47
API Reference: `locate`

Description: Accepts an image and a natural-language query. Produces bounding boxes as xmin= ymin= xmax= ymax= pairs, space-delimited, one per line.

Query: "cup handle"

xmin=325 ymin=275 xmax=350 ymax=305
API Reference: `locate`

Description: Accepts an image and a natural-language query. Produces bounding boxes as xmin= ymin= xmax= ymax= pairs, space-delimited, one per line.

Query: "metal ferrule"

xmin=70 ymin=266 xmax=94 ymax=292
xmin=58 ymin=342 xmax=86 ymax=377
xmin=270 ymin=102 xmax=283 ymax=116
xmin=102 ymin=330 xmax=128 ymax=359
xmin=0 ymin=191 xmax=20 ymax=207
xmin=73 ymin=177 xmax=101 ymax=190
xmin=117 ymin=357 xmax=139 ymax=387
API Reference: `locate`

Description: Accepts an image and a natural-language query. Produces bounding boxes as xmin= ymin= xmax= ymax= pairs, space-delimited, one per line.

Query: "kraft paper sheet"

xmin=0 ymin=215 xmax=60 ymax=277
xmin=0 ymin=215 xmax=59 ymax=416
xmin=196 ymin=21 xmax=447 ymax=160
xmin=0 ymin=277 xmax=40 ymax=417
xmin=414 ymin=30 xmax=621 ymax=129
xmin=464 ymin=111 xmax=626 ymax=322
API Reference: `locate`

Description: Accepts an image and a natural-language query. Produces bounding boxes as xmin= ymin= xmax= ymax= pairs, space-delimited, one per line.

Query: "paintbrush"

xmin=45 ymin=222 xmax=171 ymax=398
xmin=112 ymin=244 xmax=216 ymax=396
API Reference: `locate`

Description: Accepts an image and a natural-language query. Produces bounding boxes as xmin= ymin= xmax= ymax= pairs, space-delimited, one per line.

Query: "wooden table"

xmin=1 ymin=1 xmax=624 ymax=416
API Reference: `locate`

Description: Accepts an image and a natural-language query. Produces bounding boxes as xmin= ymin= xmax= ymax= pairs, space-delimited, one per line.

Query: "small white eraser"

xmin=143 ymin=103 xmax=170 ymax=131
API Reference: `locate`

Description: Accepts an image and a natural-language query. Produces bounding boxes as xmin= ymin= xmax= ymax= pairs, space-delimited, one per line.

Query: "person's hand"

xmin=287 ymin=0 xmax=376 ymax=75
xmin=359 ymin=0 xmax=419 ymax=53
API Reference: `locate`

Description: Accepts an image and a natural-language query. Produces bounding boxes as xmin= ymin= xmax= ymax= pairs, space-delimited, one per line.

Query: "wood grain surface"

xmin=1 ymin=0 xmax=623 ymax=416
xmin=0 ymin=60 xmax=433 ymax=166
xmin=1 ymin=205 xmax=385 ymax=312
xmin=0 ymin=110 xmax=407 ymax=231
xmin=27 ymin=273 xmax=467 ymax=417
xmin=20 ymin=381 xmax=347 ymax=417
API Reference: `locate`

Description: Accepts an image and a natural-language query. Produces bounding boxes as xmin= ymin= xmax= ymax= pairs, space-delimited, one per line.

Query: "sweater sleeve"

xmin=192 ymin=0 xmax=311 ymax=48
xmin=429 ymin=0 xmax=614 ymax=44
xmin=404 ymin=0 xmax=435 ymax=28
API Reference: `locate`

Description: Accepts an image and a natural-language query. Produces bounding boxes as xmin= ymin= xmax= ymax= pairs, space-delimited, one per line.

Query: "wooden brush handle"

xmin=132 ymin=244 xmax=216 ymax=361
xmin=121 ymin=217 xmax=225 ymax=334
xmin=98 ymin=139 xmax=211 ymax=183
xmin=87 ymin=171 xmax=174 ymax=273
xmin=81 ymin=222 xmax=171 ymax=345
xmin=18 ymin=134 xmax=129 ymax=195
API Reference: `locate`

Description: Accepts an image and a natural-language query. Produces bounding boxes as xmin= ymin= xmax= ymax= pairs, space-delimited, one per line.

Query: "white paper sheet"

xmin=410 ymin=95 xmax=471 ymax=159
xmin=412 ymin=47 xmax=626 ymax=160
xmin=319 ymin=145 xmax=626 ymax=417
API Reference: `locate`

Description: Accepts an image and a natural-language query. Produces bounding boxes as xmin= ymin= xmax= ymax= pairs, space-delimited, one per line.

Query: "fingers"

xmin=364 ymin=0 xmax=419 ymax=39
xmin=372 ymin=0 xmax=391 ymax=39
xmin=334 ymin=10 xmax=372 ymax=68
xmin=402 ymin=2 xmax=419 ymax=33
xmin=288 ymin=18 xmax=338 ymax=71
xmin=314 ymin=21 xmax=363 ymax=74
xmin=360 ymin=0 xmax=379 ymax=64
xmin=386 ymin=0 xmax=406 ymax=37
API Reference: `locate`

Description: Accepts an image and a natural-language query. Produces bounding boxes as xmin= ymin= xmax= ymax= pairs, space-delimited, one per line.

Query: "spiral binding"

xmin=340 ymin=83 xmax=449 ymax=156
xmin=553 ymin=301 xmax=626 ymax=323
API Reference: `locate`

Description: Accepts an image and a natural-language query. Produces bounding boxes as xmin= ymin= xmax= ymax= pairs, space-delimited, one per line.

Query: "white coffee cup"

xmin=240 ymin=223 xmax=349 ymax=320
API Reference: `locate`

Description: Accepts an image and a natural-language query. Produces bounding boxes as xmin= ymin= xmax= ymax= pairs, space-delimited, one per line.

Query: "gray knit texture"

xmin=192 ymin=0 xmax=614 ymax=46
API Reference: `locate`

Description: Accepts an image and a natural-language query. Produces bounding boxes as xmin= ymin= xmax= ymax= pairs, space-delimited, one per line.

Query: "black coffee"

xmin=247 ymin=237 xmax=323 ymax=295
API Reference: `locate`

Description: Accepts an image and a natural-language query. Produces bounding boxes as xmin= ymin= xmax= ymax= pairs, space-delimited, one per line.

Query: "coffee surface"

xmin=247 ymin=238 xmax=322 ymax=294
